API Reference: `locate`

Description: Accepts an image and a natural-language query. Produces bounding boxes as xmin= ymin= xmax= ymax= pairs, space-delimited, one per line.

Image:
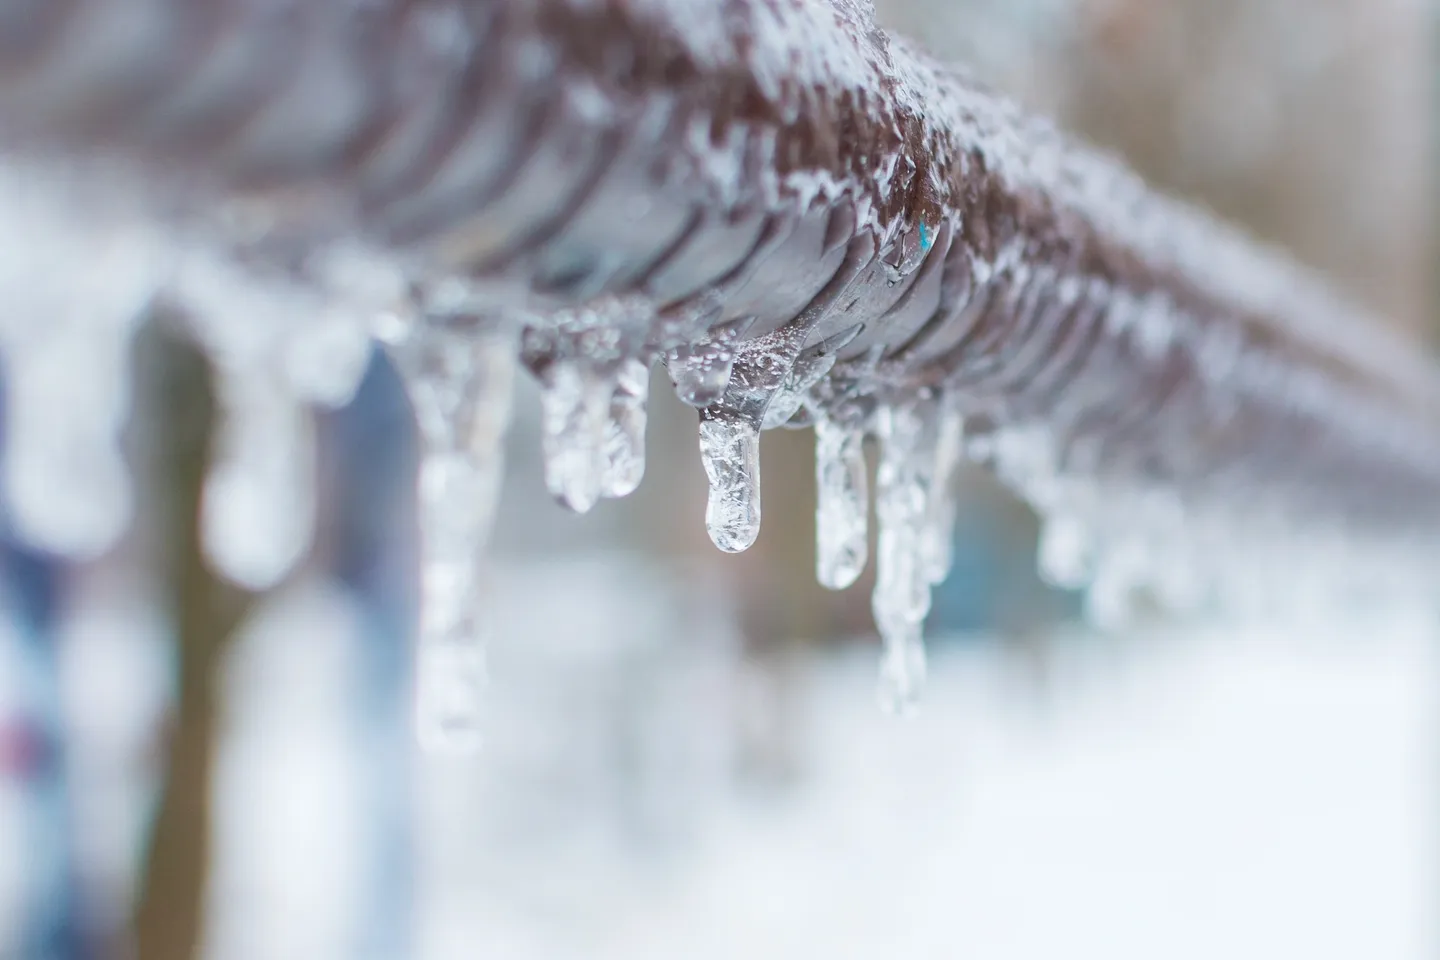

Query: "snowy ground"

xmin=194 ymin=561 xmax=1436 ymax=960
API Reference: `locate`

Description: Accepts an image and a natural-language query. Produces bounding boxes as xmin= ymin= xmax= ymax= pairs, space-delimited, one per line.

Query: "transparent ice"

xmin=388 ymin=316 xmax=517 ymax=752
xmin=814 ymin=416 xmax=869 ymax=590
xmin=871 ymin=401 xmax=940 ymax=715
xmin=699 ymin=414 xmax=762 ymax=553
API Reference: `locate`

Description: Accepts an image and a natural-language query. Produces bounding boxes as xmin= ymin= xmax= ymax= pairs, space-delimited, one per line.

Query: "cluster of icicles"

xmin=4 ymin=164 xmax=1427 ymax=750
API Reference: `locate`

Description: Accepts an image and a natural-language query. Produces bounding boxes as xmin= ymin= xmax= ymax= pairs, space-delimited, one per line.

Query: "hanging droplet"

xmin=665 ymin=316 xmax=754 ymax=407
xmin=815 ymin=416 xmax=868 ymax=590
xmin=601 ymin=357 xmax=649 ymax=499
xmin=390 ymin=319 xmax=517 ymax=751
xmin=871 ymin=402 xmax=935 ymax=715
xmin=540 ymin=359 xmax=612 ymax=514
xmin=699 ymin=413 xmax=761 ymax=553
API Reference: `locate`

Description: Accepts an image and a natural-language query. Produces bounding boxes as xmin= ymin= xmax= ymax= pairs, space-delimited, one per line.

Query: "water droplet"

xmin=699 ymin=414 xmax=761 ymax=553
xmin=815 ymin=416 xmax=869 ymax=590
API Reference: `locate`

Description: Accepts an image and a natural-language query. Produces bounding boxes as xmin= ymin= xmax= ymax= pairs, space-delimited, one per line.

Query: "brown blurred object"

xmin=880 ymin=0 xmax=1435 ymax=335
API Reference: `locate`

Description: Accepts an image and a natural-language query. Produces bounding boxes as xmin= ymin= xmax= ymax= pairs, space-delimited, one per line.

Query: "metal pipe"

xmin=3 ymin=0 xmax=1438 ymax=543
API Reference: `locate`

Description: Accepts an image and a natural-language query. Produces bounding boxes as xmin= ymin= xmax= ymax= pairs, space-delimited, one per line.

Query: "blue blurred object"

xmin=318 ymin=350 xmax=420 ymax=960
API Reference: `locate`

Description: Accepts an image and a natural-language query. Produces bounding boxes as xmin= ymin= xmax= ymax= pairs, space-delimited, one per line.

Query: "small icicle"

xmin=699 ymin=413 xmax=762 ymax=553
xmin=1037 ymin=513 xmax=1095 ymax=589
xmin=1083 ymin=538 xmax=1150 ymax=632
xmin=920 ymin=403 xmax=964 ymax=585
xmin=539 ymin=359 xmax=612 ymax=514
xmin=601 ymin=357 xmax=649 ymax=499
xmin=665 ymin=316 xmax=754 ymax=408
xmin=201 ymin=371 xmax=316 ymax=590
xmin=282 ymin=306 xmax=375 ymax=408
xmin=390 ymin=318 xmax=517 ymax=751
xmin=814 ymin=416 xmax=868 ymax=590
xmin=871 ymin=402 xmax=935 ymax=715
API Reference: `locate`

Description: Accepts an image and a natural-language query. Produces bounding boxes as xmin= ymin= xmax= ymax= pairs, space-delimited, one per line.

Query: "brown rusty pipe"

xmin=2 ymin=0 xmax=1438 ymax=543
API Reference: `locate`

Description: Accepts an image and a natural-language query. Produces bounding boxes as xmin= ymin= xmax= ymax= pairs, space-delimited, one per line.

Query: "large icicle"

xmin=871 ymin=398 xmax=942 ymax=715
xmin=171 ymin=255 xmax=325 ymax=590
xmin=0 ymin=164 xmax=164 ymax=557
xmin=814 ymin=416 xmax=869 ymax=589
xmin=385 ymin=313 xmax=517 ymax=752
xmin=694 ymin=327 xmax=802 ymax=553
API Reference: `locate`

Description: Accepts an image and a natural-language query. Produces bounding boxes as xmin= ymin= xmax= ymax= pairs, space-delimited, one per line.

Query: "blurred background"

xmin=2 ymin=0 xmax=1437 ymax=958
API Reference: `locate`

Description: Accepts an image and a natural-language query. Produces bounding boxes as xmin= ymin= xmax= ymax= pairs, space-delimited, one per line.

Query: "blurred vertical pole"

xmin=130 ymin=319 xmax=256 ymax=960
xmin=0 ymin=366 xmax=91 ymax=959
xmin=316 ymin=351 xmax=419 ymax=960
xmin=0 ymin=536 xmax=90 ymax=960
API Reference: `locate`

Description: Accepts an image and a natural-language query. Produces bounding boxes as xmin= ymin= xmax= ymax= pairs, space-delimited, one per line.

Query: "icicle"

xmin=665 ymin=316 xmax=754 ymax=408
xmin=699 ymin=413 xmax=762 ymax=553
xmin=170 ymin=254 xmax=327 ymax=589
xmin=919 ymin=403 xmax=964 ymax=585
xmin=389 ymin=318 xmax=516 ymax=752
xmin=814 ymin=416 xmax=868 ymax=590
xmin=282 ymin=307 xmax=375 ymax=408
xmin=1083 ymin=537 xmax=1151 ymax=632
xmin=1036 ymin=513 xmax=1095 ymax=589
xmin=871 ymin=401 xmax=936 ymax=715
xmin=601 ymin=357 xmax=649 ymax=499
xmin=3 ymin=325 xmax=140 ymax=557
xmin=693 ymin=324 xmax=815 ymax=553
xmin=0 ymin=164 xmax=164 ymax=556
xmin=539 ymin=359 xmax=612 ymax=514
xmin=201 ymin=373 xmax=316 ymax=589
